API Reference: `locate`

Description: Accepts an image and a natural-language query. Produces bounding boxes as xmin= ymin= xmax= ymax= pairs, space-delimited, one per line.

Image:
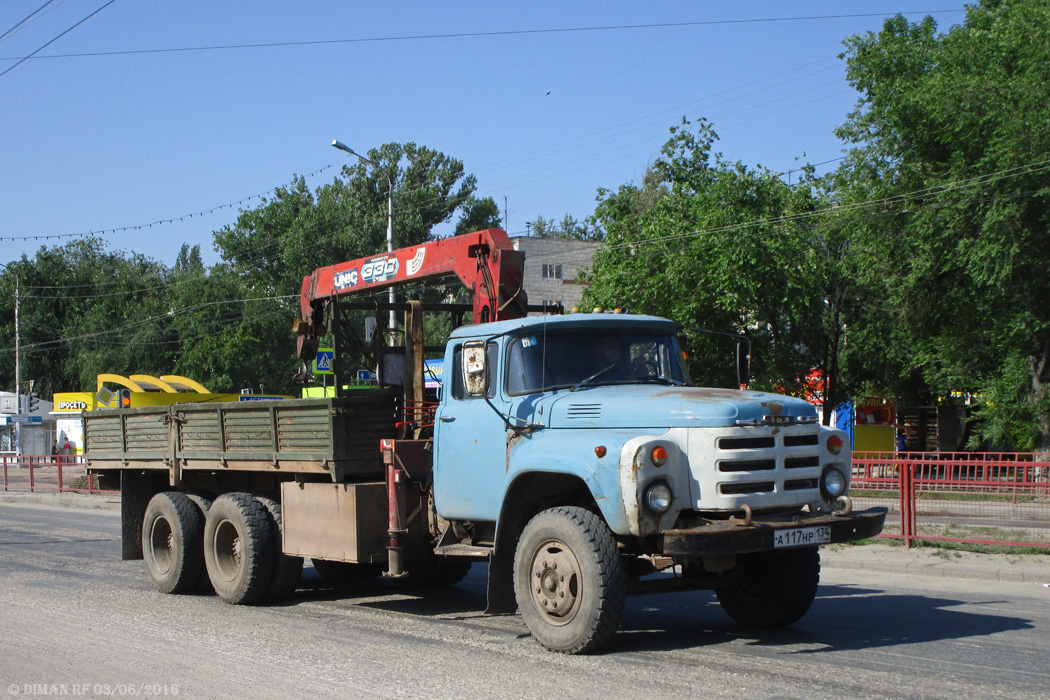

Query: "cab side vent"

xmin=567 ymin=403 xmax=602 ymax=420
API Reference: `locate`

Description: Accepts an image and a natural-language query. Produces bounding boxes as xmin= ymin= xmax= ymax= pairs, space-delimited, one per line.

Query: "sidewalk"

xmin=1 ymin=491 xmax=1048 ymax=584
xmin=0 ymin=490 xmax=120 ymax=511
xmin=821 ymin=541 xmax=1050 ymax=584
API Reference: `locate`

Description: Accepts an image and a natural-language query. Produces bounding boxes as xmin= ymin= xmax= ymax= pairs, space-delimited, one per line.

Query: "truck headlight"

xmin=644 ymin=480 xmax=673 ymax=514
xmin=821 ymin=467 xmax=847 ymax=501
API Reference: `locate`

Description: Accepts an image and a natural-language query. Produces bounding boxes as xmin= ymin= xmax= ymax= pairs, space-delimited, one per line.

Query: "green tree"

xmin=163 ymin=263 xmax=296 ymax=393
xmin=834 ymin=1 xmax=1050 ymax=447
xmin=526 ymin=214 xmax=604 ymax=241
xmin=0 ymin=238 xmax=173 ymax=395
xmin=585 ymin=120 xmax=834 ymax=398
xmin=453 ymin=196 xmax=502 ymax=235
xmin=214 ymin=142 xmax=485 ymax=297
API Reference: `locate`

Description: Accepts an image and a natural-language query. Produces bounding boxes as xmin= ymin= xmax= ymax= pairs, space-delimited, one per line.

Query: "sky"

xmin=0 ymin=1 xmax=970 ymax=270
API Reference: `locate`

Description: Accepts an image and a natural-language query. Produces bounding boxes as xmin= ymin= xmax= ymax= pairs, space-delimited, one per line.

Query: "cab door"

xmin=433 ymin=341 xmax=508 ymax=521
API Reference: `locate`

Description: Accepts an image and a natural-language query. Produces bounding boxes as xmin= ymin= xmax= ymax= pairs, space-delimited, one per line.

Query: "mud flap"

xmin=120 ymin=470 xmax=167 ymax=560
xmin=485 ymin=551 xmax=517 ymax=614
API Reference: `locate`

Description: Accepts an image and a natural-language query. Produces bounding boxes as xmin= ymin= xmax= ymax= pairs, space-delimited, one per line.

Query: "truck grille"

xmin=720 ymin=480 xmax=775 ymax=495
xmin=683 ymin=424 xmax=830 ymax=511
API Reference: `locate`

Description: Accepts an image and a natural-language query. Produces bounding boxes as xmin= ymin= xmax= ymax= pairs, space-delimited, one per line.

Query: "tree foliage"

xmin=584 ymin=120 xmax=838 ymax=399
xmin=0 ymin=239 xmax=172 ymax=397
xmin=526 ymin=214 xmax=603 ymax=241
xmin=214 ymin=142 xmax=486 ymax=296
xmin=833 ymin=0 xmax=1050 ymax=447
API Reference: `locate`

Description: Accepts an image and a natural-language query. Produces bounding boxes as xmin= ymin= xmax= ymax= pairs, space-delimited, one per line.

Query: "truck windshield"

xmin=505 ymin=330 xmax=691 ymax=395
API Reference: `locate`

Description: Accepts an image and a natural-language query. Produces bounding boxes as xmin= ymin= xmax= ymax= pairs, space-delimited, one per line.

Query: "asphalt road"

xmin=0 ymin=502 xmax=1047 ymax=700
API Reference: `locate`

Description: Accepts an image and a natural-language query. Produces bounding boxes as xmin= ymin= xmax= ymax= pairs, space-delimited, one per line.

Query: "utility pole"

xmin=331 ymin=140 xmax=397 ymax=340
xmin=14 ymin=277 xmax=20 ymax=412
xmin=504 ymin=196 xmax=509 ymax=232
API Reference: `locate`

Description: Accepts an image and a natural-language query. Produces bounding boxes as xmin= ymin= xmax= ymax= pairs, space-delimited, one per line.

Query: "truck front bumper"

xmin=661 ymin=507 xmax=887 ymax=556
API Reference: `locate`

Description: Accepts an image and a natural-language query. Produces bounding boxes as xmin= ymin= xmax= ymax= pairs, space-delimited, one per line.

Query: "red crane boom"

xmin=295 ymin=228 xmax=528 ymax=361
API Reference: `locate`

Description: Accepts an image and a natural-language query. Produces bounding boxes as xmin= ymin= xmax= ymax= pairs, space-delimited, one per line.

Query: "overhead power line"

xmin=0 ymin=159 xmax=342 ymax=242
xmin=0 ymin=0 xmax=115 ymax=79
xmin=0 ymin=0 xmax=58 ymax=44
xmin=8 ymin=155 xmax=1050 ymax=355
xmin=0 ymin=11 xmax=964 ymax=63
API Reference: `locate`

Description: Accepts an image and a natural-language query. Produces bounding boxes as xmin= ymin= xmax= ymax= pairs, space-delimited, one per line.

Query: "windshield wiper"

xmin=634 ymin=375 xmax=685 ymax=386
xmin=570 ymin=364 xmax=615 ymax=392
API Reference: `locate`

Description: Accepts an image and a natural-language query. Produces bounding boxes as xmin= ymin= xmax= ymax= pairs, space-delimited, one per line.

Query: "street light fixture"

xmin=332 ymin=139 xmax=397 ymax=339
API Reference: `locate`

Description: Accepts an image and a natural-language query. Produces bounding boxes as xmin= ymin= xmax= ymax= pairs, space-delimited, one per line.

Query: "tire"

xmin=311 ymin=559 xmax=383 ymax=582
xmin=716 ymin=547 xmax=820 ymax=628
xmin=513 ymin=507 xmax=627 ymax=654
xmin=184 ymin=492 xmax=215 ymax=594
xmin=255 ymin=495 xmax=304 ymax=601
xmin=142 ymin=492 xmax=205 ymax=595
xmin=203 ymin=492 xmax=274 ymax=605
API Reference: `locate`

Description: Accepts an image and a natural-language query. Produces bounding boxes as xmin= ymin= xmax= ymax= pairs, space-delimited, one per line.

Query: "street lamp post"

xmin=331 ymin=139 xmax=397 ymax=339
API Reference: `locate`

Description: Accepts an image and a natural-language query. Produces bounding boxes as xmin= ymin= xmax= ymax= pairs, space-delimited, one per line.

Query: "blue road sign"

xmin=314 ymin=349 xmax=334 ymax=375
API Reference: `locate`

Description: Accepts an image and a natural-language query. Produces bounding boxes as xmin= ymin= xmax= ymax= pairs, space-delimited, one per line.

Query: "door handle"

xmin=439 ymin=416 xmax=456 ymax=423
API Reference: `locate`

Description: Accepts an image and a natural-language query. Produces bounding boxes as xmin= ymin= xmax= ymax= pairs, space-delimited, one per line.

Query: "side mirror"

xmin=462 ymin=341 xmax=488 ymax=396
xmin=736 ymin=339 xmax=751 ymax=390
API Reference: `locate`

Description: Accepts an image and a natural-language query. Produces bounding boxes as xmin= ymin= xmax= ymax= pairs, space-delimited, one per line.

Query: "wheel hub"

xmin=148 ymin=517 xmax=175 ymax=575
xmin=213 ymin=518 xmax=244 ymax=582
xmin=529 ymin=540 xmax=582 ymax=625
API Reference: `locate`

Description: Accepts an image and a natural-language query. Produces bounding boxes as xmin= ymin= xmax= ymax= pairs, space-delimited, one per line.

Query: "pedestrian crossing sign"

xmin=314 ymin=348 xmax=334 ymax=375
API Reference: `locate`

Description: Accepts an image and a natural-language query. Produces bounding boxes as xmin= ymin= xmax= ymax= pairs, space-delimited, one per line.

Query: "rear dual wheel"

xmin=144 ymin=490 xmax=302 ymax=604
xmin=142 ymin=492 xmax=204 ymax=594
xmin=255 ymin=495 xmax=304 ymax=601
xmin=203 ymin=492 xmax=274 ymax=605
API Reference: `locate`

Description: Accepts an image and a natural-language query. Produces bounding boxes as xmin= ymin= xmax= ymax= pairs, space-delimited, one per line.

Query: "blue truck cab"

xmin=432 ymin=312 xmax=885 ymax=653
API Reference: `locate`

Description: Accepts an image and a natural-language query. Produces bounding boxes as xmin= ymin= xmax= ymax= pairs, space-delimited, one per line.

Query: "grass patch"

xmin=837 ymin=533 xmax=1050 ymax=555
xmin=831 ymin=533 xmax=1045 ymax=554
xmin=66 ymin=476 xmax=94 ymax=490
xmin=851 ymin=489 xmax=898 ymax=500
xmin=851 ymin=488 xmax=1048 ymax=503
xmin=911 ymin=540 xmax=1050 ymax=556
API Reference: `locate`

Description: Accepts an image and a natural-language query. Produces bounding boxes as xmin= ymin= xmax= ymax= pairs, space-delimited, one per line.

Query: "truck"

xmin=83 ymin=228 xmax=885 ymax=654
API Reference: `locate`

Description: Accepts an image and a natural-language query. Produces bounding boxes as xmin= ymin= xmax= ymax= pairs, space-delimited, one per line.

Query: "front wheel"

xmin=513 ymin=507 xmax=626 ymax=654
xmin=716 ymin=547 xmax=820 ymax=628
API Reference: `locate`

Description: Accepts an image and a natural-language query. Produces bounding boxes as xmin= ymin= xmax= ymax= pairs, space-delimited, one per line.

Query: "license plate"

xmin=773 ymin=526 xmax=831 ymax=548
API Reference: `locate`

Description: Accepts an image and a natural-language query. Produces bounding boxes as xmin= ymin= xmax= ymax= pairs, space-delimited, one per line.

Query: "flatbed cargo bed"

xmin=83 ymin=393 xmax=399 ymax=481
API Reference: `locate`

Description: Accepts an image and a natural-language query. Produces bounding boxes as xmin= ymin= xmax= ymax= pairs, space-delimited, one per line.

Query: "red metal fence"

xmin=4 ymin=450 xmax=1049 ymax=549
xmin=851 ymin=451 xmax=1050 ymax=548
xmin=1 ymin=454 xmax=117 ymax=494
